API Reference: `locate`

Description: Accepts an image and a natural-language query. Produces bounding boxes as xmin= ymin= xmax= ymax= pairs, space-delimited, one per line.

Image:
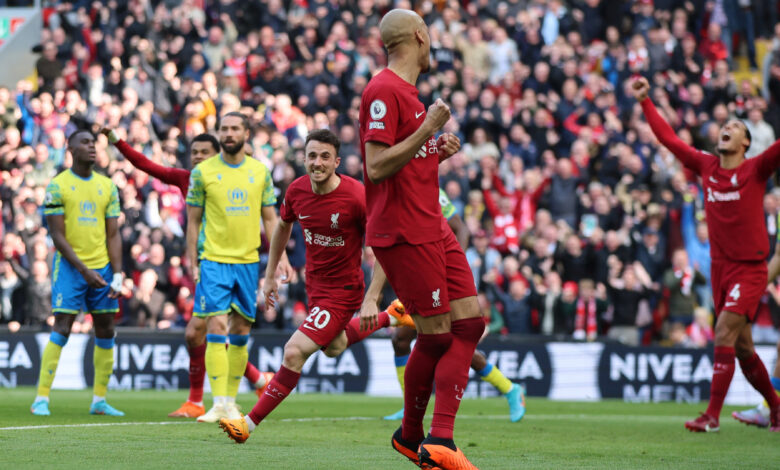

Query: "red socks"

xmin=430 ymin=317 xmax=484 ymax=440
xmin=739 ymin=352 xmax=780 ymax=409
xmin=705 ymin=346 xmax=735 ymax=419
xmin=247 ymin=365 xmax=301 ymax=425
xmin=244 ymin=361 xmax=261 ymax=384
xmin=187 ymin=343 xmax=207 ymax=404
xmin=345 ymin=312 xmax=390 ymax=347
xmin=401 ymin=332 xmax=453 ymax=442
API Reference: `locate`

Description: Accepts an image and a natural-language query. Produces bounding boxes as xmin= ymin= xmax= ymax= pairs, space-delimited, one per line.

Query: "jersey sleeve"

xmin=753 ymin=139 xmax=780 ymax=180
xmin=641 ymin=98 xmax=708 ymax=173
xmin=353 ymin=180 xmax=367 ymax=230
xmin=261 ymin=168 xmax=277 ymax=207
xmin=43 ymin=180 xmax=64 ymax=216
xmin=279 ymin=188 xmax=296 ymax=223
xmin=106 ymin=183 xmax=120 ymax=218
xmin=362 ymin=85 xmax=400 ymax=147
xmin=186 ymin=167 xmax=205 ymax=207
xmin=439 ymin=189 xmax=456 ymax=220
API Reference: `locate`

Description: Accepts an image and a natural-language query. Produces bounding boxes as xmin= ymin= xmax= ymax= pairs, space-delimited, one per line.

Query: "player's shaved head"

xmin=379 ymin=9 xmax=425 ymax=52
xmin=379 ymin=9 xmax=431 ymax=75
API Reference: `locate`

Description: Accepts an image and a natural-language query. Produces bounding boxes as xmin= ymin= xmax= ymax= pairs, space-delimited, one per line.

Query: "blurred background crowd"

xmin=1 ymin=0 xmax=780 ymax=348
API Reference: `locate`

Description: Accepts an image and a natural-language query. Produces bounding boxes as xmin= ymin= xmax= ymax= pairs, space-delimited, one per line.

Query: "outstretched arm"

xmin=102 ymin=128 xmax=190 ymax=194
xmin=754 ymin=138 xmax=780 ymax=180
xmin=632 ymin=78 xmax=705 ymax=173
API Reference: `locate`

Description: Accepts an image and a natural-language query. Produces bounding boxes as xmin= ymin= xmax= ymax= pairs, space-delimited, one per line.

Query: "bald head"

xmin=380 ymin=9 xmax=425 ymax=51
xmin=379 ymin=9 xmax=431 ymax=74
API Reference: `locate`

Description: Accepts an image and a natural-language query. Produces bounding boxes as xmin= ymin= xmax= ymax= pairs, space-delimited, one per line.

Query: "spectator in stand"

xmin=607 ymin=261 xmax=655 ymax=346
xmin=124 ymin=269 xmax=165 ymax=328
xmin=485 ymin=269 xmax=534 ymax=335
xmin=686 ymin=307 xmax=715 ymax=348
xmin=465 ymin=230 xmax=502 ymax=293
xmin=663 ymin=249 xmax=707 ymax=326
xmin=0 ymin=0 xmax=774 ymax=347
xmin=573 ymin=279 xmax=609 ymax=341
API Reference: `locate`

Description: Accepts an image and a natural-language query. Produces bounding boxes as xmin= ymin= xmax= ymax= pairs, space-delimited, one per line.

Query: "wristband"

xmin=107 ymin=130 xmax=119 ymax=144
xmin=110 ymin=273 xmax=123 ymax=292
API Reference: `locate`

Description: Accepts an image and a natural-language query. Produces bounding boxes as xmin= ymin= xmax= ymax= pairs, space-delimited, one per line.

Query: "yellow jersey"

xmin=186 ymin=155 xmax=276 ymax=264
xmin=44 ymin=169 xmax=120 ymax=269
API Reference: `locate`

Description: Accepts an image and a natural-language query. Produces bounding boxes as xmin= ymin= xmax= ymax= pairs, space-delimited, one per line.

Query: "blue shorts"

xmin=51 ymin=253 xmax=119 ymax=315
xmin=193 ymin=260 xmax=259 ymax=322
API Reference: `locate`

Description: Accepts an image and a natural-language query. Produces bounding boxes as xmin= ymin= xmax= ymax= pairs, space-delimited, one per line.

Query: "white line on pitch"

xmin=0 ymin=421 xmax=197 ymax=431
xmin=0 ymin=413 xmax=693 ymax=431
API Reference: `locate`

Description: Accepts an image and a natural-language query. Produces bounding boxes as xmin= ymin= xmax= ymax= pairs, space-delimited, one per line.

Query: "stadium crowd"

xmin=1 ymin=0 xmax=780 ymax=348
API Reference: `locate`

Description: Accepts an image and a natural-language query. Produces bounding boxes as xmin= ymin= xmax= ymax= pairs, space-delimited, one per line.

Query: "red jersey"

xmin=643 ymin=99 xmax=780 ymax=262
xmin=280 ymin=174 xmax=366 ymax=289
xmin=359 ymin=68 xmax=442 ymax=247
xmin=115 ymin=140 xmax=191 ymax=196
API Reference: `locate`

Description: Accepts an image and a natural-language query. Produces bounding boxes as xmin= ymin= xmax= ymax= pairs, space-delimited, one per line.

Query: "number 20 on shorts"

xmin=305 ymin=306 xmax=331 ymax=329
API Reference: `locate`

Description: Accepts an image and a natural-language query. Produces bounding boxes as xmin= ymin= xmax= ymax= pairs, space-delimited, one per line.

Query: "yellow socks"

xmin=394 ymin=355 xmax=408 ymax=392
xmin=93 ymin=337 xmax=115 ymax=398
xmin=479 ymin=363 xmax=513 ymax=395
xmin=227 ymin=335 xmax=249 ymax=398
xmin=206 ymin=334 xmax=228 ymax=400
xmin=36 ymin=332 xmax=68 ymax=397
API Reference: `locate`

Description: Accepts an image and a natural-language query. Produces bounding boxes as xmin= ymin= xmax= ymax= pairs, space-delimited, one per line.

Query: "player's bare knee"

xmin=206 ymin=316 xmax=228 ymax=336
xmin=282 ymin=342 xmax=306 ymax=370
xmin=471 ymin=351 xmax=487 ymax=371
xmin=185 ymin=318 xmax=206 ymax=347
xmin=414 ymin=314 xmax=451 ymax=334
xmin=92 ymin=314 xmax=115 ymax=339
xmin=322 ymin=344 xmax=342 ymax=358
xmin=323 ymin=335 xmax=347 ymax=358
xmin=52 ymin=314 xmax=75 ymax=337
xmin=449 ymin=296 xmax=481 ymax=322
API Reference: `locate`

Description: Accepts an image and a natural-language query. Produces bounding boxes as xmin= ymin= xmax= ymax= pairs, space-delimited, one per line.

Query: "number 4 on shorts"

xmin=729 ymin=284 xmax=741 ymax=301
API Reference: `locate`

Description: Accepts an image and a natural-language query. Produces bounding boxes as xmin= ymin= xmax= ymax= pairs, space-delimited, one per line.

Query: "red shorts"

xmin=711 ymin=260 xmax=767 ymax=321
xmin=300 ymin=282 xmax=363 ymax=347
xmin=373 ymin=229 xmax=477 ymax=317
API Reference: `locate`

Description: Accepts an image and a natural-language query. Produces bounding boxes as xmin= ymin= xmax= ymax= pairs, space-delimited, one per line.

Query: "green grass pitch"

xmin=2 ymin=387 xmax=779 ymax=469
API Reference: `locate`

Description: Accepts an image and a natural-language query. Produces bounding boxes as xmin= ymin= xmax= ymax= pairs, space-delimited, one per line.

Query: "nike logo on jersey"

xmin=709 ymin=176 xmax=718 ymax=184
xmin=725 ymin=302 xmax=737 ymax=307
xmin=415 ymin=111 xmax=424 ymax=119
xmin=299 ymin=214 xmax=311 ymax=219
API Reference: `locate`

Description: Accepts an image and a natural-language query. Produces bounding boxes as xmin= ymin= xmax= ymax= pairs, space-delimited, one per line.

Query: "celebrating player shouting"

xmin=185 ymin=112 xmax=292 ymax=423
xmin=361 ymin=9 xmax=483 ymax=469
xmin=218 ymin=129 xmax=414 ymax=444
xmin=633 ymin=77 xmax=780 ymax=432
xmin=31 ymin=130 xmax=124 ymax=417
xmin=101 ymin=128 xmax=271 ymax=419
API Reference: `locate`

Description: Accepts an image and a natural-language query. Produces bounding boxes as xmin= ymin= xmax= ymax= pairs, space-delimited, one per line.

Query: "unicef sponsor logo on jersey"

xmin=77 ymin=200 xmax=98 ymax=226
xmin=226 ymin=187 xmax=249 ymax=216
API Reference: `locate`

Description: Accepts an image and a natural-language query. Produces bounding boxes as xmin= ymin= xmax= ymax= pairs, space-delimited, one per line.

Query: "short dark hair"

xmin=67 ymin=129 xmax=93 ymax=147
xmin=191 ymin=133 xmax=220 ymax=153
xmin=304 ymin=129 xmax=340 ymax=155
xmin=742 ymin=121 xmax=752 ymax=151
xmin=219 ymin=111 xmax=250 ymax=131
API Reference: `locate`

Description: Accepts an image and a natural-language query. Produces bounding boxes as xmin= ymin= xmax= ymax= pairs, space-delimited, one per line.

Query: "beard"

xmin=220 ymin=138 xmax=245 ymax=155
